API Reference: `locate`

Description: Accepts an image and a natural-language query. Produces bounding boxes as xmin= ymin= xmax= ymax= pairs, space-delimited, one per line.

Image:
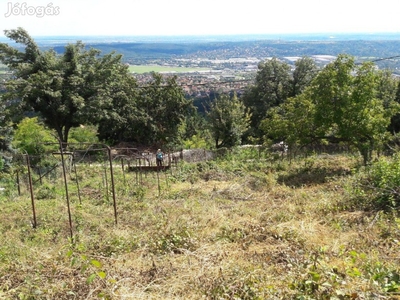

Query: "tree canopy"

xmin=262 ymin=55 xmax=400 ymax=164
xmin=207 ymin=93 xmax=250 ymax=149
xmin=98 ymin=72 xmax=190 ymax=147
xmin=0 ymin=28 xmax=134 ymax=145
xmin=243 ymin=57 xmax=317 ymax=142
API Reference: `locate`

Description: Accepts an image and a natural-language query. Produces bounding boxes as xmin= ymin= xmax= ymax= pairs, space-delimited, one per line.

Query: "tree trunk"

xmin=56 ymin=127 xmax=64 ymax=145
xmin=358 ymin=139 xmax=374 ymax=165
xmin=56 ymin=126 xmax=70 ymax=150
xmin=62 ymin=126 xmax=71 ymax=150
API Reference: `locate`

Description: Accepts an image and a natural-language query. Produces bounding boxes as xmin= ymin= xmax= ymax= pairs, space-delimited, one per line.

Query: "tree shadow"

xmin=277 ymin=166 xmax=352 ymax=187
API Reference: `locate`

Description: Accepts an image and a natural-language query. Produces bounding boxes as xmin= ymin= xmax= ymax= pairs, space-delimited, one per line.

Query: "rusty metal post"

xmin=121 ymin=158 xmax=126 ymax=185
xmin=59 ymin=142 xmax=73 ymax=240
xmin=38 ymin=167 xmax=42 ymax=185
xmin=25 ymin=154 xmax=37 ymax=229
xmin=104 ymin=163 xmax=109 ymax=200
xmin=139 ymin=158 xmax=142 ymax=185
xmin=16 ymin=169 xmax=21 ymax=196
xmin=157 ymin=166 xmax=161 ymax=197
xmin=144 ymin=157 xmax=147 ymax=179
xmin=106 ymin=146 xmax=118 ymax=225
xmin=73 ymin=156 xmax=82 ymax=205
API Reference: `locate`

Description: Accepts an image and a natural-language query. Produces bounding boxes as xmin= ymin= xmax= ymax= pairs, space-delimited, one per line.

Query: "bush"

xmin=12 ymin=117 xmax=57 ymax=156
xmin=353 ymin=153 xmax=400 ymax=210
xmin=68 ymin=125 xmax=99 ymax=145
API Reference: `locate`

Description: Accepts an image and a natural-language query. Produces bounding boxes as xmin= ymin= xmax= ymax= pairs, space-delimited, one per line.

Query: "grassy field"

xmin=128 ymin=65 xmax=210 ymax=74
xmin=0 ymin=63 xmax=208 ymax=75
xmin=0 ymin=149 xmax=399 ymax=299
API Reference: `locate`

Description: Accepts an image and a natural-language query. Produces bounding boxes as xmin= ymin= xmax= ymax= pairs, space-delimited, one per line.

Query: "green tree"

xmin=12 ymin=117 xmax=57 ymax=155
xmin=388 ymin=79 xmax=400 ymax=133
xmin=242 ymin=58 xmax=291 ymax=141
xmin=0 ymin=28 xmax=135 ymax=145
xmin=262 ymin=55 xmax=399 ymax=164
xmin=97 ymin=72 xmax=190 ymax=148
xmin=0 ymin=103 xmax=13 ymax=171
xmin=178 ymin=109 xmax=211 ymax=149
xmin=0 ymin=104 xmax=12 ymax=153
xmin=94 ymin=56 xmax=141 ymax=144
xmin=68 ymin=125 xmax=99 ymax=144
xmin=290 ymin=57 xmax=319 ymax=97
xmin=207 ymin=93 xmax=251 ymax=149
xmin=135 ymin=73 xmax=190 ymax=147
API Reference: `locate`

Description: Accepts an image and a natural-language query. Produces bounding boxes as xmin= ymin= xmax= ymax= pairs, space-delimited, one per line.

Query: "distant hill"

xmin=2 ymin=33 xmax=400 ymax=68
xmin=44 ymin=39 xmax=400 ymax=66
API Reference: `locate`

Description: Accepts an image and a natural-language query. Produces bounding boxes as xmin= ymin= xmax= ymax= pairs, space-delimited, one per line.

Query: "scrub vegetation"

xmin=1 ymin=28 xmax=400 ymax=299
xmin=0 ymin=149 xmax=399 ymax=299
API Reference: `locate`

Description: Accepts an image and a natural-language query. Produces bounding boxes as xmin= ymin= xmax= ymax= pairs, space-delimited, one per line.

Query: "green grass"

xmin=128 ymin=64 xmax=210 ymax=74
xmin=0 ymin=151 xmax=399 ymax=299
xmin=0 ymin=63 xmax=207 ymax=75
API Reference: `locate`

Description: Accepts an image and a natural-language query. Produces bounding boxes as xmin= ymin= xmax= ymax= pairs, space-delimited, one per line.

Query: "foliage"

xmin=0 ymin=104 xmax=12 ymax=152
xmin=290 ymin=56 xmax=319 ymax=97
xmin=135 ymin=73 xmax=191 ymax=147
xmin=98 ymin=72 xmax=191 ymax=147
xmin=178 ymin=110 xmax=212 ymax=149
xmin=352 ymin=152 xmax=400 ymax=210
xmin=0 ymin=27 xmax=135 ymax=145
xmin=88 ymin=53 xmax=140 ymax=145
xmin=68 ymin=125 xmax=99 ymax=145
xmin=0 ymin=152 xmax=399 ymax=298
xmin=242 ymin=57 xmax=318 ymax=142
xmin=290 ymin=248 xmax=400 ymax=299
xmin=243 ymin=58 xmax=291 ymax=141
xmin=183 ymin=134 xmax=210 ymax=149
xmin=0 ymin=102 xmax=13 ymax=171
xmin=388 ymin=80 xmax=400 ymax=133
xmin=207 ymin=93 xmax=251 ymax=148
xmin=263 ymin=55 xmax=400 ymax=164
xmin=12 ymin=117 xmax=57 ymax=155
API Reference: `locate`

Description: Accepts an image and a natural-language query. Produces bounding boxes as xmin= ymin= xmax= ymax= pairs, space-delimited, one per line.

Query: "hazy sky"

xmin=1 ymin=0 xmax=400 ymax=37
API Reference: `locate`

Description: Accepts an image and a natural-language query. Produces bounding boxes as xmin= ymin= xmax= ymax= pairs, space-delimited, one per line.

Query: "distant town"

xmin=3 ymin=33 xmax=400 ymax=100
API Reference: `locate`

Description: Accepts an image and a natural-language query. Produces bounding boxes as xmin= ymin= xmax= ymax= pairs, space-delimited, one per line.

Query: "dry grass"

xmin=0 ymin=153 xmax=399 ymax=299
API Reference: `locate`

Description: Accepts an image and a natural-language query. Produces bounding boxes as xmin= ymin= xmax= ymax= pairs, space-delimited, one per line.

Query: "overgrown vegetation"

xmin=1 ymin=28 xmax=400 ymax=299
xmin=0 ymin=149 xmax=399 ymax=299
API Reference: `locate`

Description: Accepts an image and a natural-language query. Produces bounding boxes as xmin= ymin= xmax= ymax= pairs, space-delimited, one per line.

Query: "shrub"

xmin=68 ymin=125 xmax=99 ymax=145
xmin=352 ymin=152 xmax=400 ymax=210
xmin=12 ymin=117 xmax=57 ymax=155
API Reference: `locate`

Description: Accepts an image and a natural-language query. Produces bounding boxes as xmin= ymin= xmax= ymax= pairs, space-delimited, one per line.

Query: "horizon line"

xmin=1 ymin=31 xmax=400 ymax=38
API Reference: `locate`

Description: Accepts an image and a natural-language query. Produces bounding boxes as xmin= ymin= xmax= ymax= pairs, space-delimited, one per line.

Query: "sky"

xmin=1 ymin=0 xmax=400 ymax=37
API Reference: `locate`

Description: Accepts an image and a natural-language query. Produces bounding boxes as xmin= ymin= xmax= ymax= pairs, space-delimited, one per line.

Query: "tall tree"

xmin=97 ymin=72 xmax=191 ymax=147
xmin=207 ymin=93 xmax=251 ymax=149
xmin=262 ymin=55 xmax=400 ymax=164
xmin=242 ymin=58 xmax=291 ymax=141
xmin=0 ymin=102 xmax=13 ymax=171
xmin=136 ymin=73 xmax=191 ymax=147
xmin=0 ymin=27 xmax=135 ymax=145
xmin=290 ymin=56 xmax=318 ymax=97
xmin=388 ymin=78 xmax=400 ymax=133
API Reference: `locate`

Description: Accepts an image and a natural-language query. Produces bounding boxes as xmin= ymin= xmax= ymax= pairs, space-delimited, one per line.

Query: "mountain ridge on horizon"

xmin=1 ymin=32 xmax=400 ymax=45
xmin=2 ymin=32 xmax=400 ymax=68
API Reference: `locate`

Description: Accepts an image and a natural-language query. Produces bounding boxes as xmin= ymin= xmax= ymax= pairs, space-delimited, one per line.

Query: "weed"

xmin=0 ymin=153 xmax=399 ymax=298
xmin=149 ymin=226 xmax=197 ymax=254
xmin=350 ymin=153 xmax=400 ymax=210
xmin=35 ymin=183 xmax=56 ymax=200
